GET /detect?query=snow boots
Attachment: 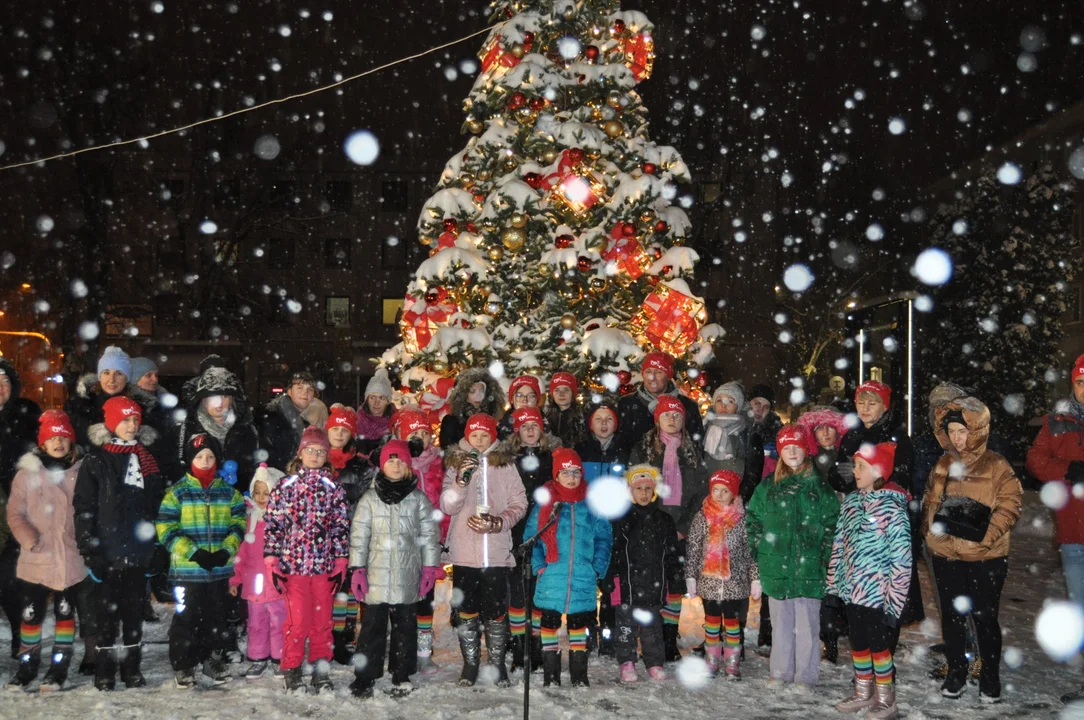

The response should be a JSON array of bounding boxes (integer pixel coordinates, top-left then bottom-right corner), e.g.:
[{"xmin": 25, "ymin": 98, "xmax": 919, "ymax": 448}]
[
  {"xmin": 542, "ymin": 651, "xmax": 561, "ymax": 687},
  {"xmin": 39, "ymin": 647, "xmax": 72, "ymax": 691},
  {"xmin": 662, "ymin": 623, "xmax": 681, "ymax": 662},
  {"xmin": 835, "ymin": 677, "xmax": 876, "ymax": 713},
  {"xmin": 485, "ymin": 619, "xmax": 511, "ymax": 687},
  {"xmin": 94, "ymin": 646, "xmax": 117, "ymax": 691},
  {"xmin": 569, "ymin": 649, "xmax": 590, "ymax": 688},
  {"xmin": 417, "ymin": 627, "xmax": 439, "ymax": 676},
  {"xmin": 457, "ymin": 616, "xmax": 482, "ymax": 687},
  {"xmin": 704, "ymin": 644, "xmax": 721, "ymax": 676},
  {"xmin": 866, "ymin": 681, "xmax": 898, "ymax": 719},
  {"xmin": 620, "ymin": 661, "xmax": 638, "ymax": 683},
  {"xmin": 120, "ymin": 646, "xmax": 146, "ymax": 688},
  {"xmin": 7, "ymin": 647, "xmax": 40, "ymax": 689},
  {"xmin": 723, "ymin": 646, "xmax": 742, "ymax": 680}
]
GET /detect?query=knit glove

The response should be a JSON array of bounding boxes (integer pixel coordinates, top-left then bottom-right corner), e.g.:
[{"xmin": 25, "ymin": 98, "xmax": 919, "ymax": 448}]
[
  {"xmin": 208, "ymin": 549, "xmax": 231, "ymax": 568},
  {"xmin": 466, "ymin": 514, "xmax": 503, "ymax": 534},
  {"xmin": 750, "ymin": 580, "xmax": 763, "ymax": 600},
  {"xmin": 351, "ymin": 568, "xmax": 369, "ymax": 601},
  {"xmin": 685, "ymin": 578, "xmax": 698, "ymax": 598},
  {"xmin": 419, "ymin": 566, "xmax": 441, "ymax": 597},
  {"xmin": 191, "ymin": 549, "xmax": 217, "ymax": 572}
]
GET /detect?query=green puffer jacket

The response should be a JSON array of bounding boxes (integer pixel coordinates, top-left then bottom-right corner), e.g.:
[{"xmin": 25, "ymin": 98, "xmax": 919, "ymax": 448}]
[{"xmin": 746, "ymin": 466, "xmax": 840, "ymax": 600}]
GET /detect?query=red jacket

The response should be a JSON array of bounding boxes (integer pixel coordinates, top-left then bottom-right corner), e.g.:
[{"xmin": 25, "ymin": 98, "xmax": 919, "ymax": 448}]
[{"xmin": 1026, "ymin": 413, "xmax": 1084, "ymax": 544}]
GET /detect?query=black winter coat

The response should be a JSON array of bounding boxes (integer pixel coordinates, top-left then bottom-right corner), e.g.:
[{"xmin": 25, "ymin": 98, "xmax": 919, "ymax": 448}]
[
  {"xmin": 0, "ymin": 359, "xmax": 41, "ymax": 497},
  {"xmin": 617, "ymin": 384, "xmax": 704, "ymax": 451},
  {"xmin": 544, "ymin": 403, "xmax": 588, "ymax": 449},
  {"xmin": 608, "ymin": 503, "xmax": 683, "ymax": 609},
  {"xmin": 335, "ymin": 452, "xmax": 375, "ymax": 512},
  {"xmin": 495, "ymin": 434, "xmax": 559, "ymax": 546},
  {"xmin": 65, "ymin": 374, "xmax": 166, "ymax": 464},
  {"xmin": 829, "ymin": 413, "xmax": 915, "ymax": 496},
  {"xmin": 73, "ymin": 426, "xmax": 166, "ymax": 568},
  {"xmin": 258, "ymin": 395, "xmax": 309, "ymax": 472}
]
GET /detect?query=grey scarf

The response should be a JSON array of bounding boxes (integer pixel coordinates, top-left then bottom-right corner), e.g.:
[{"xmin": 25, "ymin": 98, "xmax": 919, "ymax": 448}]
[{"xmin": 198, "ymin": 405, "xmax": 235, "ymax": 445}]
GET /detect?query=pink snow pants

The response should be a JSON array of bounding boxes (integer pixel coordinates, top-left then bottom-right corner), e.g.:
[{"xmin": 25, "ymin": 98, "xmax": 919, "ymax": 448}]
[
  {"xmin": 281, "ymin": 573, "xmax": 336, "ymax": 670},
  {"xmin": 246, "ymin": 598, "xmax": 286, "ymax": 662}
]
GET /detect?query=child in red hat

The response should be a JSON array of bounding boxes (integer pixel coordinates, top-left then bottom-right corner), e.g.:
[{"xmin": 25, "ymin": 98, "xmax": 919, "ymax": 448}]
[
  {"xmin": 440, "ymin": 413, "xmax": 528, "ymax": 687},
  {"xmin": 73, "ymin": 396, "xmax": 166, "ymax": 690},
  {"xmin": 828, "ymin": 442, "xmax": 910, "ymax": 718},
  {"xmin": 349, "ymin": 439, "xmax": 442, "ymax": 699},
  {"xmin": 496, "ymin": 374, "xmax": 545, "ymax": 440},
  {"xmin": 685, "ymin": 470, "xmax": 760, "ymax": 680},
  {"xmin": 628, "ymin": 392, "xmax": 706, "ymax": 661},
  {"xmin": 6, "ymin": 410, "xmax": 84, "ymax": 690},
  {"xmin": 263, "ymin": 426, "xmax": 350, "ymax": 693},
  {"xmin": 746, "ymin": 425, "xmax": 839, "ymax": 689},
  {"xmin": 545, "ymin": 372, "xmax": 588, "ymax": 448},
  {"xmin": 390, "ymin": 405, "xmax": 446, "ymax": 675},
  {"xmin": 495, "ymin": 405, "xmax": 562, "ymax": 671}
]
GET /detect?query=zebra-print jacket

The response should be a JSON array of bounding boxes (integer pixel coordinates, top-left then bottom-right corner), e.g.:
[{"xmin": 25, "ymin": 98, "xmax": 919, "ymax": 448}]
[{"xmin": 825, "ymin": 483, "xmax": 912, "ymax": 621}]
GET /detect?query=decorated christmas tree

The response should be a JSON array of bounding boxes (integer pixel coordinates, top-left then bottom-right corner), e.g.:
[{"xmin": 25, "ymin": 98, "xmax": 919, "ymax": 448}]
[
  {"xmin": 919, "ymin": 163, "xmax": 1077, "ymax": 455},
  {"xmin": 381, "ymin": 0, "xmax": 722, "ymax": 418}
]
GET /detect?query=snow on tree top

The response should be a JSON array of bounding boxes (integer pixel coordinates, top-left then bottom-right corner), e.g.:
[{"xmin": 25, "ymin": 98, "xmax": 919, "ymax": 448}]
[
  {"xmin": 418, "ymin": 188, "xmax": 477, "ymax": 225},
  {"xmin": 609, "ymin": 10, "xmax": 654, "ymax": 33},
  {"xmin": 580, "ymin": 326, "xmax": 642, "ymax": 363},
  {"xmin": 431, "ymin": 327, "xmax": 492, "ymax": 353},
  {"xmin": 415, "ymin": 248, "xmax": 489, "ymax": 283},
  {"xmin": 607, "ymin": 173, "xmax": 667, "ymax": 209},
  {"xmin": 650, "ymin": 246, "xmax": 700, "ymax": 277},
  {"xmin": 655, "ymin": 206, "xmax": 692, "ymax": 237},
  {"xmin": 699, "ymin": 324, "xmax": 725, "ymax": 342},
  {"xmin": 662, "ymin": 277, "xmax": 703, "ymax": 303}
]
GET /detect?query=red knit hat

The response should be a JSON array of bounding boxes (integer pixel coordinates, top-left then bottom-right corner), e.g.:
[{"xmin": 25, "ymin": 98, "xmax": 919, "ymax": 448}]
[
  {"xmin": 465, "ymin": 413, "xmax": 498, "ymax": 442},
  {"xmin": 642, "ymin": 351, "xmax": 674, "ymax": 378},
  {"xmin": 391, "ymin": 408, "xmax": 429, "ymax": 438},
  {"xmin": 512, "ymin": 406, "xmax": 544, "ymax": 432},
  {"xmin": 549, "ymin": 372, "xmax": 578, "ymax": 395},
  {"xmin": 379, "ymin": 439, "xmax": 411, "ymax": 470},
  {"xmin": 709, "ymin": 469, "xmax": 741, "ymax": 498},
  {"xmin": 508, "ymin": 375, "xmax": 542, "ymax": 405},
  {"xmin": 854, "ymin": 442, "xmax": 897, "ymax": 480},
  {"xmin": 653, "ymin": 395, "xmax": 686, "ymax": 424},
  {"xmin": 776, "ymin": 424, "xmax": 809, "ymax": 454},
  {"xmin": 296, "ymin": 425, "xmax": 330, "ymax": 456},
  {"xmin": 325, "ymin": 406, "xmax": 357, "ymax": 436},
  {"xmin": 552, "ymin": 448, "xmax": 584, "ymax": 479},
  {"xmin": 1073, "ymin": 354, "xmax": 1084, "ymax": 380},
  {"xmin": 103, "ymin": 396, "xmax": 142, "ymax": 433},
  {"xmin": 38, "ymin": 409, "xmax": 75, "ymax": 446},
  {"xmin": 855, "ymin": 380, "xmax": 892, "ymax": 408}
]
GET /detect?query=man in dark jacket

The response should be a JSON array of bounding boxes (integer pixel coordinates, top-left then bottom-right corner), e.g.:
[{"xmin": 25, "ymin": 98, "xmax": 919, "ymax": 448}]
[
  {"xmin": 169, "ymin": 363, "xmax": 260, "ymax": 494},
  {"xmin": 0, "ymin": 358, "xmax": 41, "ymax": 658},
  {"xmin": 259, "ymin": 371, "xmax": 318, "ymax": 471},
  {"xmin": 73, "ymin": 396, "xmax": 167, "ymax": 690},
  {"xmin": 617, "ymin": 352, "xmax": 703, "ymax": 450}
]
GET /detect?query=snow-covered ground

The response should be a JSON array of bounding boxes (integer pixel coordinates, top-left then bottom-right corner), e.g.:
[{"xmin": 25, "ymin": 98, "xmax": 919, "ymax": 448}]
[{"xmin": 0, "ymin": 491, "xmax": 1077, "ymax": 719}]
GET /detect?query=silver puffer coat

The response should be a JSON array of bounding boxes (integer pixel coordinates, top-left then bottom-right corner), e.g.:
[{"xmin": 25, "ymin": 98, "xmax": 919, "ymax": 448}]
[{"xmin": 349, "ymin": 485, "xmax": 441, "ymax": 605}]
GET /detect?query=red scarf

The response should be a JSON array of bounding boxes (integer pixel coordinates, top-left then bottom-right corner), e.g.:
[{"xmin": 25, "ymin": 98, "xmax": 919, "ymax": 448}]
[
  {"xmin": 701, "ymin": 496, "xmax": 743, "ymax": 580},
  {"xmin": 191, "ymin": 464, "xmax": 217, "ymax": 489},
  {"xmin": 536, "ymin": 480, "xmax": 587, "ymax": 564},
  {"xmin": 330, "ymin": 447, "xmax": 357, "ymax": 471},
  {"xmin": 102, "ymin": 440, "xmax": 159, "ymax": 476}
]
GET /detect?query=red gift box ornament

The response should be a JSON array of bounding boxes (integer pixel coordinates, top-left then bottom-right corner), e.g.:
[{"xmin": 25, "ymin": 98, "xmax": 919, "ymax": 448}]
[
  {"xmin": 480, "ymin": 32, "xmax": 534, "ymax": 73},
  {"xmin": 541, "ymin": 149, "xmax": 603, "ymax": 215},
  {"xmin": 622, "ymin": 31, "xmax": 655, "ymax": 81},
  {"xmin": 603, "ymin": 222, "xmax": 648, "ymax": 281},
  {"xmin": 400, "ymin": 287, "xmax": 460, "ymax": 353},
  {"xmin": 635, "ymin": 283, "xmax": 704, "ymax": 356}
]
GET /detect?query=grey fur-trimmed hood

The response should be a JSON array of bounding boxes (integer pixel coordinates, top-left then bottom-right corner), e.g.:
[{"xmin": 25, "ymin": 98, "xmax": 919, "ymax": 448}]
[{"xmin": 88, "ymin": 422, "xmax": 159, "ymax": 448}]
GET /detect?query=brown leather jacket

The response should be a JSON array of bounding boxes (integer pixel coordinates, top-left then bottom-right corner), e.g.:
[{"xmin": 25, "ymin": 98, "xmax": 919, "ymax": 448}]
[{"xmin": 922, "ymin": 396, "xmax": 1022, "ymax": 562}]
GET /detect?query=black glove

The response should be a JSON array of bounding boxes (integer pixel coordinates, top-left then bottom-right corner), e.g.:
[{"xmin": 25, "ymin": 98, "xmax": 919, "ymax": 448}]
[
  {"xmin": 407, "ymin": 437, "xmax": 425, "ymax": 458},
  {"xmin": 823, "ymin": 593, "xmax": 843, "ymax": 608},
  {"xmin": 272, "ymin": 572, "xmax": 287, "ymax": 594},
  {"xmin": 190, "ymin": 548, "xmax": 217, "ymax": 571},
  {"xmin": 208, "ymin": 549, "xmax": 231, "ymax": 568},
  {"xmin": 146, "ymin": 545, "xmax": 171, "ymax": 577},
  {"xmin": 1068, "ymin": 461, "xmax": 1084, "ymax": 482}
]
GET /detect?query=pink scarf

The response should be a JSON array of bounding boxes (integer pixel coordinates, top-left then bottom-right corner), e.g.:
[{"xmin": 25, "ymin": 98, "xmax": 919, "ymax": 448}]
[
  {"xmin": 411, "ymin": 445, "xmax": 442, "ymax": 495},
  {"xmin": 355, "ymin": 408, "xmax": 390, "ymax": 440},
  {"xmin": 660, "ymin": 431, "xmax": 683, "ymax": 506}
]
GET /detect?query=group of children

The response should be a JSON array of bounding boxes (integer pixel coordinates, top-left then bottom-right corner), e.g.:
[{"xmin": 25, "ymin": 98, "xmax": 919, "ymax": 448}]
[{"xmin": 3, "ymin": 372, "xmax": 913, "ymax": 720}]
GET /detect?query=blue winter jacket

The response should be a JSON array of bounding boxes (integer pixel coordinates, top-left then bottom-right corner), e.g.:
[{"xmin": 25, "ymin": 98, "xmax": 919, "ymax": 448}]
[{"xmin": 525, "ymin": 499, "xmax": 613, "ymax": 615}]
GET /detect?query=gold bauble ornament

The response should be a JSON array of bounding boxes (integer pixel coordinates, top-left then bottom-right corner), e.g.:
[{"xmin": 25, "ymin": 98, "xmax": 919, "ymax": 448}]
[
  {"xmin": 671, "ymin": 235, "xmax": 685, "ymax": 246},
  {"xmin": 538, "ymin": 262, "xmax": 552, "ymax": 276},
  {"xmin": 562, "ymin": 6, "xmax": 576, "ymax": 20},
  {"xmin": 510, "ymin": 43, "xmax": 526, "ymax": 59},
  {"xmin": 432, "ymin": 359, "xmax": 448, "ymax": 373},
  {"xmin": 488, "ymin": 245, "xmax": 505, "ymax": 261},
  {"xmin": 589, "ymin": 276, "xmax": 608, "ymax": 293},
  {"xmin": 485, "ymin": 300, "xmax": 502, "ymax": 316},
  {"xmin": 510, "ymin": 213, "xmax": 527, "ymax": 228},
  {"xmin": 466, "ymin": 119, "xmax": 484, "ymax": 134},
  {"xmin": 603, "ymin": 120, "xmax": 625, "ymax": 138},
  {"xmin": 560, "ymin": 312, "xmax": 578, "ymax": 329},
  {"xmin": 515, "ymin": 107, "xmax": 536, "ymax": 124},
  {"xmin": 640, "ymin": 211, "xmax": 655, "ymax": 224},
  {"xmin": 542, "ymin": 148, "xmax": 559, "ymax": 164},
  {"xmin": 477, "ymin": 169, "xmax": 492, "ymax": 182},
  {"xmin": 607, "ymin": 90, "xmax": 624, "ymax": 108},
  {"xmin": 502, "ymin": 227, "xmax": 527, "ymax": 252},
  {"xmin": 559, "ymin": 280, "xmax": 584, "ymax": 303},
  {"xmin": 502, "ymin": 157, "xmax": 518, "ymax": 171},
  {"xmin": 419, "ymin": 235, "xmax": 434, "ymax": 247}
]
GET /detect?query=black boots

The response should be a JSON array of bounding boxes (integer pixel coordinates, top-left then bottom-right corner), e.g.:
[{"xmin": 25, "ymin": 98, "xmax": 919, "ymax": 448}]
[
  {"xmin": 333, "ymin": 616, "xmax": 357, "ymax": 665},
  {"xmin": 120, "ymin": 646, "xmax": 146, "ymax": 688},
  {"xmin": 542, "ymin": 650, "xmax": 562, "ymax": 687},
  {"xmin": 457, "ymin": 617, "xmax": 482, "ymax": 686},
  {"xmin": 78, "ymin": 636, "xmax": 98, "ymax": 676},
  {"xmin": 663, "ymin": 623, "xmax": 681, "ymax": 662},
  {"xmin": 485, "ymin": 619, "xmax": 511, "ymax": 688},
  {"xmin": 95, "ymin": 647, "xmax": 117, "ymax": 691},
  {"xmin": 6, "ymin": 647, "xmax": 40, "ymax": 689},
  {"xmin": 569, "ymin": 650, "xmax": 589, "ymax": 687},
  {"xmin": 40, "ymin": 648, "xmax": 72, "ymax": 691}
]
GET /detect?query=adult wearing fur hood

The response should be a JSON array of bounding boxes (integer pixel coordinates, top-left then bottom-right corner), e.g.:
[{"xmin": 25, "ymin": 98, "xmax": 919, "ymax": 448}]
[{"xmin": 438, "ymin": 367, "xmax": 504, "ymax": 450}]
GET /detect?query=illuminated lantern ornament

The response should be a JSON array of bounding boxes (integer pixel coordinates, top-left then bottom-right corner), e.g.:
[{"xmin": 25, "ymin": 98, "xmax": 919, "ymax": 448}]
[
  {"xmin": 541, "ymin": 149, "xmax": 606, "ymax": 215},
  {"xmin": 620, "ymin": 30, "xmax": 655, "ymax": 81},
  {"xmin": 400, "ymin": 287, "xmax": 460, "ymax": 353},
  {"xmin": 633, "ymin": 282, "xmax": 704, "ymax": 356},
  {"xmin": 603, "ymin": 223, "xmax": 649, "ymax": 281}
]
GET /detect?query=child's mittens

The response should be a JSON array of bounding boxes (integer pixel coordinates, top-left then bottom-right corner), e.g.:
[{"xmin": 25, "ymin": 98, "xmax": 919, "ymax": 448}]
[
  {"xmin": 466, "ymin": 514, "xmax": 503, "ymax": 534},
  {"xmin": 191, "ymin": 549, "xmax": 217, "ymax": 571},
  {"xmin": 330, "ymin": 557, "xmax": 348, "ymax": 586},
  {"xmin": 419, "ymin": 566, "xmax": 441, "ymax": 597},
  {"xmin": 685, "ymin": 578, "xmax": 698, "ymax": 598},
  {"xmin": 608, "ymin": 575, "xmax": 622, "ymax": 606},
  {"xmin": 750, "ymin": 580, "xmax": 762, "ymax": 600},
  {"xmin": 208, "ymin": 549, "xmax": 231, "ymax": 568},
  {"xmin": 351, "ymin": 568, "xmax": 369, "ymax": 600}
]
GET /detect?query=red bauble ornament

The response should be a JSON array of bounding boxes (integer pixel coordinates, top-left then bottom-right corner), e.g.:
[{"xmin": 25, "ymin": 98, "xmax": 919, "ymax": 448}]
[
  {"xmin": 474, "ymin": 193, "xmax": 486, "ymax": 203},
  {"xmin": 697, "ymin": 373, "xmax": 709, "ymax": 387},
  {"xmin": 652, "ymin": 248, "xmax": 663, "ymax": 259},
  {"xmin": 621, "ymin": 222, "xmax": 636, "ymax": 238},
  {"xmin": 508, "ymin": 91, "xmax": 527, "ymax": 109},
  {"xmin": 524, "ymin": 32, "xmax": 535, "ymax": 44},
  {"xmin": 524, "ymin": 172, "xmax": 543, "ymax": 189},
  {"xmin": 661, "ymin": 265, "xmax": 673, "ymax": 276},
  {"xmin": 617, "ymin": 370, "xmax": 632, "ymax": 385},
  {"xmin": 613, "ymin": 19, "xmax": 626, "ymax": 34},
  {"xmin": 619, "ymin": 383, "xmax": 635, "ymax": 396},
  {"xmin": 647, "ymin": 275, "xmax": 660, "ymax": 287},
  {"xmin": 529, "ymin": 97, "xmax": 546, "ymax": 111},
  {"xmin": 555, "ymin": 234, "xmax": 575, "ymax": 249},
  {"xmin": 567, "ymin": 148, "xmax": 585, "ymax": 164},
  {"xmin": 577, "ymin": 256, "xmax": 593, "ymax": 272},
  {"xmin": 425, "ymin": 289, "xmax": 440, "ymax": 304},
  {"xmin": 584, "ymin": 320, "xmax": 602, "ymax": 332},
  {"xmin": 466, "ymin": 222, "xmax": 478, "ymax": 233},
  {"xmin": 584, "ymin": 45, "xmax": 600, "ymax": 61},
  {"xmin": 642, "ymin": 162, "xmax": 657, "ymax": 175},
  {"xmin": 443, "ymin": 218, "xmax": 458, "ymax": 233},
  {"xmin": 655, "ymin": 220, "xmax": 669, "ymax": 233}
]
